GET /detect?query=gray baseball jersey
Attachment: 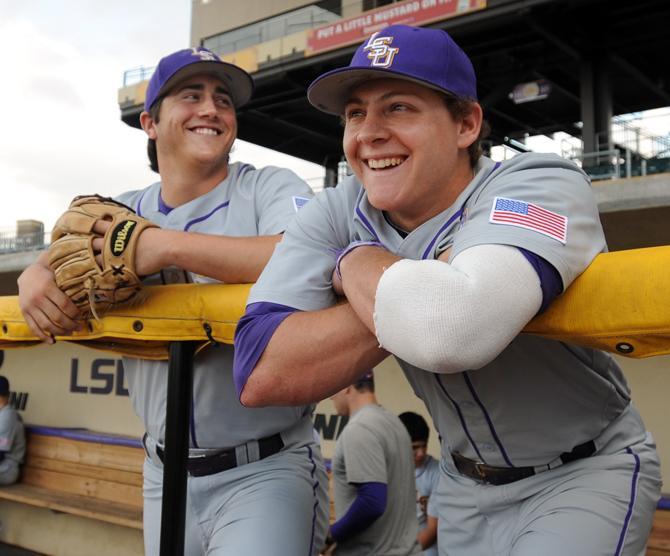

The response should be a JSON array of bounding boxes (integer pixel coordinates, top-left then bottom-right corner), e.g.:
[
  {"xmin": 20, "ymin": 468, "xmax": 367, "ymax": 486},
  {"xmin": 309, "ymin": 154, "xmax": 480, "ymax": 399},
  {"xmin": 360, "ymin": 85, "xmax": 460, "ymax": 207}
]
[
  {"xmin": 117, "ymin": 162, "xmax": 315, "ymax": 449},
  {"xmin": 332, "ymin": 404, "xmax": 420, "ymax": 556},
  {"xmin": 117, "ymin": 161, "xmax": 328, "ymax": 556},
  {"xmin": 247, "ymin": 152, "xmax": 661, "ymax": 554},
  {"xmin": 0, "ymin": 403, "xmax": 25, "ymax": 485},
  {"xmin": 415, "ymin": 455, "xmax": 439, "ymax": 556}
]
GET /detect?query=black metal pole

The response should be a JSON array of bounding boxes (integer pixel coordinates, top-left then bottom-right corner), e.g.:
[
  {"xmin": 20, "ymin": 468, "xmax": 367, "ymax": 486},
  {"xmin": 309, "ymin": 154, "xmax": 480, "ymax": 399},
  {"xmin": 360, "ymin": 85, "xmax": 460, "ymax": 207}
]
[{"xmin": 160, "ymin": 341, "xmax": 196, "ymax": 556}]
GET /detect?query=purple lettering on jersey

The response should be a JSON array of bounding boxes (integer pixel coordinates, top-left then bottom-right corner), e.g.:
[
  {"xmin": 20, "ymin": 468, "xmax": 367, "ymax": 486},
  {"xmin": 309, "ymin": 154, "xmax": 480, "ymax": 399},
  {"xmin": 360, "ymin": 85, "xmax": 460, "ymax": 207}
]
[
  {"xmin": 233, "ymin": 301, "xmax": 299, "ymax": 398},
  {"xmin": 330, "ymin": 482, "xmax": 387, "ymax": 542},
  {"xmin": 518, "ymin": 248, "xmax": 563, "ymax": 313}
]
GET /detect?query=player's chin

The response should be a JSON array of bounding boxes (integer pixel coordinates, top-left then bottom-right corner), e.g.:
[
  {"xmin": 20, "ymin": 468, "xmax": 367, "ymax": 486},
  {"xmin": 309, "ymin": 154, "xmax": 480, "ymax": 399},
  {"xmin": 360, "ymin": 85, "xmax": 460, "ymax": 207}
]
[
  {"xmin": 363, "ymin": 187, "xmax": 404, "ymax": 213},
  {"xmin": 192, "ymin": 150, "xmax": 230, "ymax": 167}
]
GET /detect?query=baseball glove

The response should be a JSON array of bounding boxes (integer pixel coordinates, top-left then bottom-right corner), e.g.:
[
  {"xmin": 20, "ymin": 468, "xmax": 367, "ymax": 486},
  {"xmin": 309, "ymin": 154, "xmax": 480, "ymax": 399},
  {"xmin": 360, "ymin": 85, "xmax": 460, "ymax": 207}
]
[{"xmin": 48, "ymin": 194, "xmax": 159, "ymax": 320}]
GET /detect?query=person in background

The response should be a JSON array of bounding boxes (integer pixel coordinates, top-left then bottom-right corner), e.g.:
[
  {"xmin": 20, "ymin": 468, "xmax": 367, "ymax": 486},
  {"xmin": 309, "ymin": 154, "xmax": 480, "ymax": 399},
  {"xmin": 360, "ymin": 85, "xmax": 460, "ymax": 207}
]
[
  {"xmin": 0, "ymin": 375, "xmax": 25, "ymax": 486},
  {"xmin": 399, "ymin": 411, "xmax": 439, "ymax": 556},
  {"xmin": 323, "ymin": 371, "xmax": 420, "ymax": 555}
]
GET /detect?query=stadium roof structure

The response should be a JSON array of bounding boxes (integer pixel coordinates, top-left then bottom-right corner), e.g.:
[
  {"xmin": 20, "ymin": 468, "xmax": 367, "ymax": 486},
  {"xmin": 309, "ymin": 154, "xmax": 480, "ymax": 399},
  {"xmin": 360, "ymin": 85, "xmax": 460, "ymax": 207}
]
[{"xmin": 121, "ymin": 0, "xmax": 670, "ymax": 168}]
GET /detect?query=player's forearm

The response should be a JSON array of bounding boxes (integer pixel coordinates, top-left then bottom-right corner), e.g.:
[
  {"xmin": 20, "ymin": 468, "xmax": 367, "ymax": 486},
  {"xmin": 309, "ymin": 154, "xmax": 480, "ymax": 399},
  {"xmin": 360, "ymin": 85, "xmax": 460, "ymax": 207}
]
[
  {"xmin": 240, "ymin": 303, "xmax": 387, "ymax": 407},
  {"xmin": 417, "ymin": 516, "xmax": 438, "ymax": 549},
  {"xmin": 155, "ymin": 230, "xmax": 282, "ymax": 283},
  {"xmin": 339, "ymin": 246, "xmax": 400, "ymax": 333}
]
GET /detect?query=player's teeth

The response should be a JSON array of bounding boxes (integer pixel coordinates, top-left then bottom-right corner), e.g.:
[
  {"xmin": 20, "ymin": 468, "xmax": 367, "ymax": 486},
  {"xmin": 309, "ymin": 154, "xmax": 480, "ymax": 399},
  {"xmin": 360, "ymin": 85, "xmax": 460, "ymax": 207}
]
[
  {"xmin": 368, "ymin": 158, "xmax": 403, "ymax": 169},
  {"xmin": 194, "ymin": 128, "xmax": 217, "ymax": 135}
]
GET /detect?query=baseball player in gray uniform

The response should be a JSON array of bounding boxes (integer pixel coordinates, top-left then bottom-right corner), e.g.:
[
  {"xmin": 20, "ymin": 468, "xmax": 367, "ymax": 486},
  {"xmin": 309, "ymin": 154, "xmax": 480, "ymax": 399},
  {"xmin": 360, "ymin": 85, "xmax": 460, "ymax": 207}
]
[
  {"xmin": 17, "ymin": 47, "xmax": 327, "ymax": 555},
  {"xmin": 0, "ymin": 375, "xmax": 25, "ymax": 485},
  {"xmin": 234, "ymin": 25, "xmax": 662, "ymax": 556},
  {"xmin": 399, "ymin": 412, "xmax": 440, "ymax": 556},
  {"xmin": 326, "ymin": 371, "xmax": 419, "ymax": 555}
]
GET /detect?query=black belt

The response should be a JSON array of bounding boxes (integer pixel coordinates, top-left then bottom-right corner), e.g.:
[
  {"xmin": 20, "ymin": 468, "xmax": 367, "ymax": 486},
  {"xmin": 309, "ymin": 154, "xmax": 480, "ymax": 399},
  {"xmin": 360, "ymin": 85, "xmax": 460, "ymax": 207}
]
[
  {"xmin": 155, "ymin": 433, "xmax": 284, "ymax": 477},
  {"xmin": 452, "ymin": 440, "xmax": 596, "ymax": 486}
]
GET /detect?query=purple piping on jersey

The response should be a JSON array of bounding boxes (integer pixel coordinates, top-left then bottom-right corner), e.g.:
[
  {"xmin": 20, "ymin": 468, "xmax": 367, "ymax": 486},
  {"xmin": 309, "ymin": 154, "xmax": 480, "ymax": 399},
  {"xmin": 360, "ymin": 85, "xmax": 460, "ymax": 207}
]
[
  {"xmin": 135, "ymin": 188, "xmax": 149, "ymax": 217},
  {"xmin": 420, "ymin": 162, "xmax": 501, "ymax": 260},
  {"xmin": 184, "ymin": 201, "xmax": 230, "ymax": 231},
  {"xmin": 355, "ymin": 206, "xmax": 381, "ymax": 242},
  {"xmin": 462, "ymin": 372, "xmax": 514, "ymax": 467},
  {"xmin": 307, "ymin": 444, "xmax": 319, "ymax": 556},
  {"xmin": 421, "ymin": 209, "xmax": 464, "ymax": 260},
  {"xmin": 27, "ymin": 425, "xmax": 142, "ymax": 449},
  {"xmin": 157, "ymin": 193, "xmax": 174, "ymax": 215},
  {"xmin": 233, "ymin": 302, "xmax": 299, "ymax": 398},
  {"xmin": 433, "ymin": 374, "xmax": 485, "ymax": 462},
  {"xmin": 614, "ymin": 447, "xmax": 641, "ymax": 556}
]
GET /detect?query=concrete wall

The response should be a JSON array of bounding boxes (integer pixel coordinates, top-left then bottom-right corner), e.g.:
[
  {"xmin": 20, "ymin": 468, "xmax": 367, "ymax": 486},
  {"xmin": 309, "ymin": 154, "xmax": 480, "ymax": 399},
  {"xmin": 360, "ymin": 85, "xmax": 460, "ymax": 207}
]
[
  {"xmin": 191, "ymin": 0, "xmax": 313, "ymax": 44},
  {"xmin": 0, "ymin": 342, "xmax": 144, "ymax": 437},
  {"xmin": 593, "ymin": 173, "xmax": 670, "ymax": 250}
]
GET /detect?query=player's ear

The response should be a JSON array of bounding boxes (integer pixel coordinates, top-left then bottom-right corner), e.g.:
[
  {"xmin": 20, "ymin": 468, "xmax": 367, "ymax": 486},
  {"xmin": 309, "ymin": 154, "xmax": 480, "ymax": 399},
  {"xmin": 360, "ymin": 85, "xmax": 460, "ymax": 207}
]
[
  {"xmin": 140, "ymin": 111, "xmax": 158, "ymax": 140},
  {"xmin": 456, "ymin": 102, "xmax": 483, "ymax": 150}
]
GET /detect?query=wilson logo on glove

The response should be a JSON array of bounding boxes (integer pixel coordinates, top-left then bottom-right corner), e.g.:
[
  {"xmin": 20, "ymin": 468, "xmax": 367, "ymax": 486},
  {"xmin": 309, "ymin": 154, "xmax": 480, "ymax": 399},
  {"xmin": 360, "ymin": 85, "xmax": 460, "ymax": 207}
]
[
  {"xmin": 112, "ymin": 220, "xmax": 137, "ymax": 256},
  {"xmin": 48, "ymin": 194, "xmax": 159, "ymax": 319}
]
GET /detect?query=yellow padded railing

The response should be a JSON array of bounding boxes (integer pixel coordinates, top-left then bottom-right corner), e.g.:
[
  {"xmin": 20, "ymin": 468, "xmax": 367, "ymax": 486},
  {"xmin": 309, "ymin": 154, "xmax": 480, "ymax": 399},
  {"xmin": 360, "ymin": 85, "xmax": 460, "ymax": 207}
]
[{"xmin": 0, "ymin": 247, "xmax": 668, "ymax": 359}]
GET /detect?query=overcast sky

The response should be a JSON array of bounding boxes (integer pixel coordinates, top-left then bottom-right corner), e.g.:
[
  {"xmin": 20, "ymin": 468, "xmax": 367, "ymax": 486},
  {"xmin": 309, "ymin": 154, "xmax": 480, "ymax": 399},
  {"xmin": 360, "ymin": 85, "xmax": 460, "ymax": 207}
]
[{"xmin": 0, "ymin": 0, "xmax": 324, "ymax": 233}]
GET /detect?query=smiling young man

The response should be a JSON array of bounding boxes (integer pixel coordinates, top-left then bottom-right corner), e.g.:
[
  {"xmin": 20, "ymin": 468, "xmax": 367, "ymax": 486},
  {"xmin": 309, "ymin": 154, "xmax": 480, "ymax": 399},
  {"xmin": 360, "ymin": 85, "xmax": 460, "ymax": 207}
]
[
  {"xmin": 234, "ymin": 25, "xmax": 661, "ymax": 556},
  {"xmin": 17, "ymin": 47, "xmax": 327, "ymax": 556}
]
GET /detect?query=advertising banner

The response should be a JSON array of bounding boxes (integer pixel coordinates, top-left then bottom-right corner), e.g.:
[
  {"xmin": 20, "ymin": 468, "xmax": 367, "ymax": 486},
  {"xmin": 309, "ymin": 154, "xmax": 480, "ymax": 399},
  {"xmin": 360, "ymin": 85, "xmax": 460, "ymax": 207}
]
[{"xmin": 307, "ymin": 0, "xmax": 486, "ymax": 55}]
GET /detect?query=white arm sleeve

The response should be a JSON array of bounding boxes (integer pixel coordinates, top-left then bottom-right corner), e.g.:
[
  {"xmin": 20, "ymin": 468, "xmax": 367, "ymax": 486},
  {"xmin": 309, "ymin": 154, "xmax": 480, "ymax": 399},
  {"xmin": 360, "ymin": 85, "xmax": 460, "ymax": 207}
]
[{"xmin": 373, "ymin": 244, "xmax": 543, "ymax": 373}]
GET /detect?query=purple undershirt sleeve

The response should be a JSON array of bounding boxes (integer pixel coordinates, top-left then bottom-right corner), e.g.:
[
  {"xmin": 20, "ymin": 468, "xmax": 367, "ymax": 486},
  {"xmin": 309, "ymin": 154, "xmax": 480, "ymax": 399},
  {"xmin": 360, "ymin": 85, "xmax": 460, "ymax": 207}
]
[
  {"xmin": 330, "ymin": 482, "xmax": 387, "ymax": 542},
  {"xmin": 233, "ymin": 301, "xmax": 299, "ymax": 398},
  {"xmin": 518, "ymin": 248, "xmax": 564, "ymax": 313}
]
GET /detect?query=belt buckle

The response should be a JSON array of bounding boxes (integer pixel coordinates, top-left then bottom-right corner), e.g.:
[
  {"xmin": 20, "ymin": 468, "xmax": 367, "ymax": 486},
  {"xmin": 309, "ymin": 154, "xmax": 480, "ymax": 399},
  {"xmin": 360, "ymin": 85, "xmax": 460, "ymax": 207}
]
[{"xmin": 472, "ymin": 461, "xmax": 489, "ymax": 482}]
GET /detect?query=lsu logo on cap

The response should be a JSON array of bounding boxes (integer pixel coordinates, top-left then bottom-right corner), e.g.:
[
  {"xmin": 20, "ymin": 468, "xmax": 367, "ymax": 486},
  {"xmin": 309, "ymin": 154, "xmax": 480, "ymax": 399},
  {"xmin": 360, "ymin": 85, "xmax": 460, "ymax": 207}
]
[
  {"xmin": 190, "ymin": 47, "xmax": 220, "ymax": 62},
  {"xmin": 364, "ymin": 32, "xmax": 399, "ymax": 68}
]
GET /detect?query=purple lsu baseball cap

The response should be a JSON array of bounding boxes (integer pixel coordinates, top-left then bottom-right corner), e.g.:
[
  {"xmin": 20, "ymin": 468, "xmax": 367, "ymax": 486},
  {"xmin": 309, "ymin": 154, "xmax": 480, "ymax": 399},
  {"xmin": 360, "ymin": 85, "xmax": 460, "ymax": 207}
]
[
  {"xmin": 308, "ymin": 24, "xmax": 477, "ymax": 115},
  {"xmin": 144, "ymin": 47, "xmax": 254, "ymax": 111}
]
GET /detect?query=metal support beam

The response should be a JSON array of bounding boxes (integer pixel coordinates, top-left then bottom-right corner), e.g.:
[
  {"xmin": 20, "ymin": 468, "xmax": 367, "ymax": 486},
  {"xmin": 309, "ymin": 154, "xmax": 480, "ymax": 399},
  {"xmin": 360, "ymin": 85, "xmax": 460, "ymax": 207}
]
[
  {"xmin": 580, "ymin": 51, "xmax": 613, "ymax": 161},
  {"xmin": 160, "ymin": 341, "xmax": 197, "ymax": 556}
]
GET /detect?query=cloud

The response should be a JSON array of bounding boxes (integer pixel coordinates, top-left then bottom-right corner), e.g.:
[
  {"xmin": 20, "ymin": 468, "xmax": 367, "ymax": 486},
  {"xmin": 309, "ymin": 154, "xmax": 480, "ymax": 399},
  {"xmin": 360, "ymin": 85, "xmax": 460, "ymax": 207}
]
[
  {"xmin": 0, "ymin": 9, "xmax": 164, "ymax": 231},
  {"xmin": 27, "ymin": 75, "xmax": 84, "ymax": 109},
  {"xmin": 0, "ymin": 1, "xmax": 323, "ymax": 234}
]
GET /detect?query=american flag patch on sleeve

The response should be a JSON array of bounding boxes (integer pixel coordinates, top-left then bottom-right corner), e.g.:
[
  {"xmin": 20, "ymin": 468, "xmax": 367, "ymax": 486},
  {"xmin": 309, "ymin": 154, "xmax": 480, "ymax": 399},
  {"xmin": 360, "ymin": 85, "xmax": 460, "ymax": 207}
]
[{"xmin": 489, "ymin": 197, "xmax": 568, "ymax": 244}]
